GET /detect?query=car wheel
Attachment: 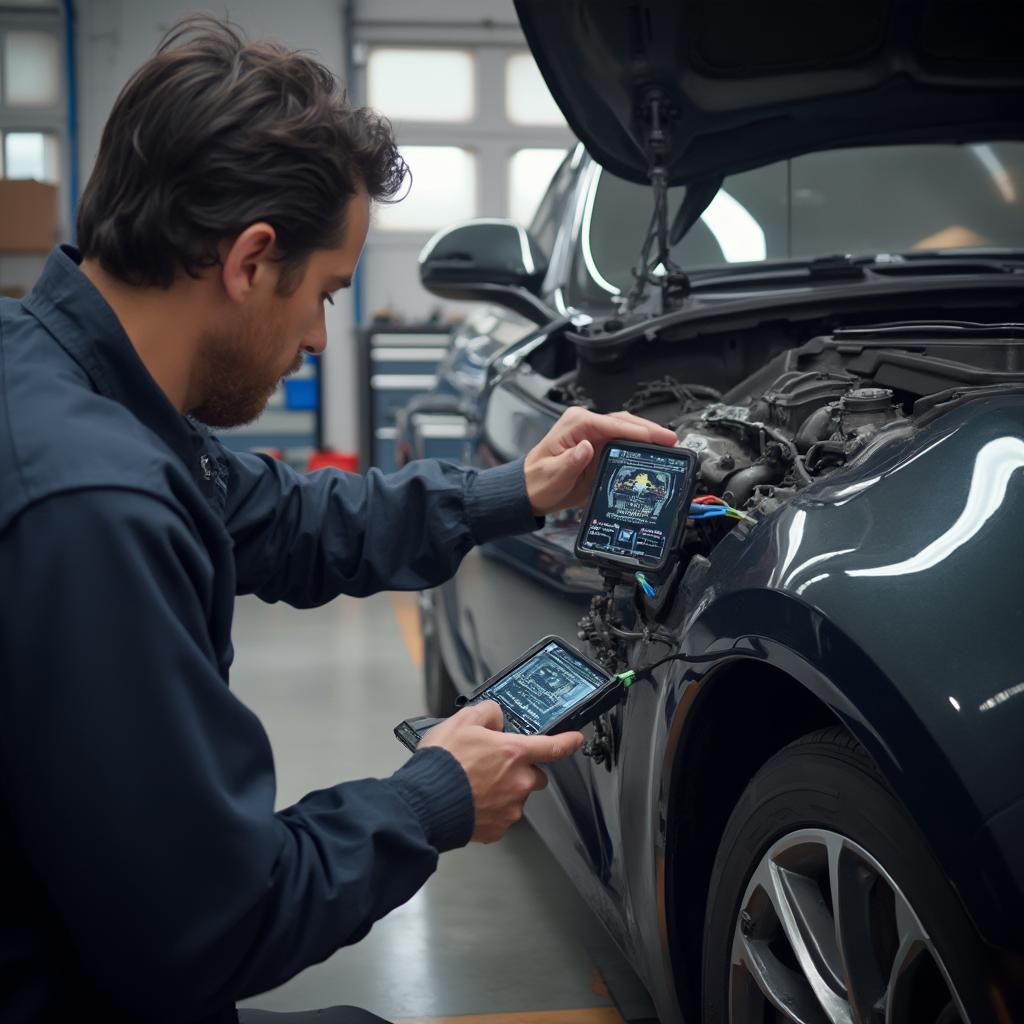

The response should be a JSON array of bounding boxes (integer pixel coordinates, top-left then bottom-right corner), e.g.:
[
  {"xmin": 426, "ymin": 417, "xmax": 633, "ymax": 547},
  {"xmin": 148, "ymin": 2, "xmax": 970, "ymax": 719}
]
[
  {"xmin": 702, "ymin": 726, "xmax": 992, "ymax": 1024},
  {"xmin": 420, "ymin": 594, "xmax": 458, "ymax": 717}
]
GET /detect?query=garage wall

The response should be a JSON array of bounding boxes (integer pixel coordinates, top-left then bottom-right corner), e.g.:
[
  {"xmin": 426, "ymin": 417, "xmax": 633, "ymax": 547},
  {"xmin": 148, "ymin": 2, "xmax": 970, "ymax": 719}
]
[
  {"xmin": 351, "ymin": 0, "xmax": 571, "ymax": 326},
  {"xmin": 74, "ymin": 0, "xmax": 358, "ymax": 450},
  {"xmin": 72, "ymin": 0, "xmax": 569, "ymax": 454}
]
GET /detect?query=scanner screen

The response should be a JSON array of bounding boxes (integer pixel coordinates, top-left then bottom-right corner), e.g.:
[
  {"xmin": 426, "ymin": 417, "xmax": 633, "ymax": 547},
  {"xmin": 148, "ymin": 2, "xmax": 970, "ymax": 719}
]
[
  {"xmin": 477, "ymin": 641, "xmax": 606, "ymax": 734},
  {"xmin": 578, "ymin": 445, "xmax": 693, "ymax": 566}
]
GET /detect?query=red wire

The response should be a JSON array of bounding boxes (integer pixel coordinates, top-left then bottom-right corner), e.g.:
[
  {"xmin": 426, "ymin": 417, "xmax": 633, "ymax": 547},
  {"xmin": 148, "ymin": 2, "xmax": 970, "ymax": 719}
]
[{"xmin": 693, "ymin": 494, "xmax": 727, "ymax": 505}]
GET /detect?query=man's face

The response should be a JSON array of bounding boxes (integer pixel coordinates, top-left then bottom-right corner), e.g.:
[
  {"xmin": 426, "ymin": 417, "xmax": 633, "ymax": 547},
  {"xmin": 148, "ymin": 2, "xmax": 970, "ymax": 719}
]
[{"xmin": 192, "ymin": 190, "xmax": 370, "ymax": 428}]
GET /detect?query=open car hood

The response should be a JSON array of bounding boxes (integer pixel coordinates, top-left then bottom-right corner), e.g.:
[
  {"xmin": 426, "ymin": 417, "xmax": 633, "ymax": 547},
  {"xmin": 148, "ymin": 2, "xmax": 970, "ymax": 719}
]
[{"xmin": 514, "ymin": 0, "xmax": 1024, "ymax": 186}]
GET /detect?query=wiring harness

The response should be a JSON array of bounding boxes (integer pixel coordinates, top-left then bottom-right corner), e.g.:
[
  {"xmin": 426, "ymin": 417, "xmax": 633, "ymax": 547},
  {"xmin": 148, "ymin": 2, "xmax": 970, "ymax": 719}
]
[
  {"xmin": 623, "ymin": 376, "xmax": 722, "ymax": 417},
  {"xmin": 583, "ymin": 651, "xmax": 695, "ymax": 764},
  {"xmin": 614, "ymin": 651, "xmax": 690, "ymax": 690},
  {"xmin": 628, "ymin": 498, "xmax": 744, "ymax": 602},
  {"xmin": 688, "ymin": 495, "xmax": 747, "ymax": 521}
]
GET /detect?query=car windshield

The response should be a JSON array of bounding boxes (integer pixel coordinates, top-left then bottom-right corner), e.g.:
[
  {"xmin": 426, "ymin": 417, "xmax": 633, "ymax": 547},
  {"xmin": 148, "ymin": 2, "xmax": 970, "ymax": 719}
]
[{"xmin": 570, "ymin": 141, "xmax": 1024, "ymax": 307}]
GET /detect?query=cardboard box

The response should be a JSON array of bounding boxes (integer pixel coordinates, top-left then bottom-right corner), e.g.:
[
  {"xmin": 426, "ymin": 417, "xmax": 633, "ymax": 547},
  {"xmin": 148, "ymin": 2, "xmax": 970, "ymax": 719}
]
[{"xmin": 0, "ymin": 179, "xmax": 59, "ymax": 253}]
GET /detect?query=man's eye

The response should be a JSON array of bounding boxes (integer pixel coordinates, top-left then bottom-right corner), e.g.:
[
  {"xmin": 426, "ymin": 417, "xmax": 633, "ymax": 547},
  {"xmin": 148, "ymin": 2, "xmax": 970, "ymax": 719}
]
[{"xmin": 322, "ymin": 293, "xmax": 335, "ymax": 306}]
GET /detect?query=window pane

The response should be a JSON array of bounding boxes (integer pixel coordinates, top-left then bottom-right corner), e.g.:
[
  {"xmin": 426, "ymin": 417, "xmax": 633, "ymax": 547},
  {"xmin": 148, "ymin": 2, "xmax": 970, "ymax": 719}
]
[
  {"xmin": 3, "ymin": 31, "xmax": 61, "ymax": 107},
  {"xmin": 4, "ymin": 132, "xmax": 59, "ymax": 182},
  {"xmin": 367, "ymin": 48, "xmax": 474, "ymax": 123},
  {"xmin": 505, "ymin": 53, "xmax": 565, "ymax": 126},
  {"xmin": 509, "ymin": 147, "xmax": 567, "ymax": 226},
  {"xmin": 374, "ymin": 146, "xmax": 476, "ymax": 232}
]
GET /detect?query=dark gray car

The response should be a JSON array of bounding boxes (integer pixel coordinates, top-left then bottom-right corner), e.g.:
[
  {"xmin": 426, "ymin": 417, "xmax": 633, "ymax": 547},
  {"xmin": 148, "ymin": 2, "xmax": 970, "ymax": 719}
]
[{"xmin": 401, "ymin": 4, "xmax": 1024, "ymax": 1021}]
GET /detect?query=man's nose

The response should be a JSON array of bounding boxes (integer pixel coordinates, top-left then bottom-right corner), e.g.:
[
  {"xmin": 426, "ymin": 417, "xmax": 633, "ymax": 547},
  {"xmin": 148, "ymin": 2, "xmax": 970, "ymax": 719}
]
[{"xmin": 302, "ymin": 309, "xmax": 328, "ymax": 356}]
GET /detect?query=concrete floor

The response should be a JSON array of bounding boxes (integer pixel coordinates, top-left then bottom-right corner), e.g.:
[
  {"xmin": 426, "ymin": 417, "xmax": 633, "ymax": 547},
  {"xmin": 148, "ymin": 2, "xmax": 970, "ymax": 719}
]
[{"xmin": 230, "ymin": 592, "xmax": 626, "ymax": 1022}]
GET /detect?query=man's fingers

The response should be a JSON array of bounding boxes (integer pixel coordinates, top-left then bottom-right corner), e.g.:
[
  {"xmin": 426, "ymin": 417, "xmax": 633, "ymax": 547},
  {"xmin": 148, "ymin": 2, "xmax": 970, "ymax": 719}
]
[
  {"xmin": 512, "ymin": 730, "xmax": 585, "ymax": 764},
  {"xmin": 551, "ymin": 439, "xmax": 592, "ymax": 472},
  {"xmin": 605, "ymin": 410, "xmax": 678, "ymax": 445},
  {"xmin": 528, "ymin": 766, "xmax": 549, "ymax": 792},
  {"xmin": 458, "ymin": 699, "xmax": 504, "ymax": 731},
  {"xmin": 547, "ymin": 408, "xmax": 675, "ymax": 456}
]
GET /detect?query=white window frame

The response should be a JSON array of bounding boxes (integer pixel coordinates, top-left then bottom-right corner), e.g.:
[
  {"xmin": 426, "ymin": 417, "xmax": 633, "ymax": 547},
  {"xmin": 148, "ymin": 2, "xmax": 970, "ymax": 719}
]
[
  {"xmin": 352, "ymin": 31, "xmax": 572, "ymax": 248},
  {"xmin": 366, "ymin": 45, "xmax": 478, "ymax": 124}
]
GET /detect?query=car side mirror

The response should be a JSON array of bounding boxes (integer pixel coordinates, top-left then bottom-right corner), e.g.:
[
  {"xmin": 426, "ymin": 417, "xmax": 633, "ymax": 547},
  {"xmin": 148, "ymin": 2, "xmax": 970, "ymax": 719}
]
[{"xmin": 419, "ymin": 220, "xmax": 556, "ymax": 326}]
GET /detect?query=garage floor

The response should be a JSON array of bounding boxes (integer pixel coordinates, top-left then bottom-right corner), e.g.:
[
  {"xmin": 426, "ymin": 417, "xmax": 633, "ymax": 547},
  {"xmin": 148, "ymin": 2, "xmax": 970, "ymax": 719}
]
[{"xmin": 231, "ymin": 592, "xmax": 639, "ymax": 1023}]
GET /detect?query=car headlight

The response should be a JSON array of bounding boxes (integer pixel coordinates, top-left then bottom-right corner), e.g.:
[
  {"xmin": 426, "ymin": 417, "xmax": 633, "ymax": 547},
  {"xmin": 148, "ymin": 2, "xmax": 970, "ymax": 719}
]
[{"xmin": 438, "ymin": 324, "xmax": 507, "ymax": 399}]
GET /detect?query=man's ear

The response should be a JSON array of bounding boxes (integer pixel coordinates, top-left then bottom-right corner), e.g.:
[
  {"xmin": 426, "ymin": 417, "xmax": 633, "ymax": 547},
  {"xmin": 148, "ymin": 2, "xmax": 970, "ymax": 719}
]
[{"xmin": 219, "ymin": 223, "xmax": 278, "ymax": 304}]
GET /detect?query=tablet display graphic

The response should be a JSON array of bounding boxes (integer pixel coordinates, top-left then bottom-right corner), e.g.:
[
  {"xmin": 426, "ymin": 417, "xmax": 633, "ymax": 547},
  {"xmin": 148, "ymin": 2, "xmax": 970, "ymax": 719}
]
[
  {"xmin": 480, "ymin": 640, "xmax": 606, "ymax": 734},
  {"xmin": 578, "ymin": 446, "xmax": 692, "ymax": 566}
]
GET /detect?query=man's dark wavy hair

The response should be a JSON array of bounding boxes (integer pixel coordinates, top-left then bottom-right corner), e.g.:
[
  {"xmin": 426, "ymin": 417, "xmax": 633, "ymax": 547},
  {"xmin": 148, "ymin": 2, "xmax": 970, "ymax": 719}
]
[{"xmin": 77, "ymin": 15, "xmax": 407, "ymax": 289}]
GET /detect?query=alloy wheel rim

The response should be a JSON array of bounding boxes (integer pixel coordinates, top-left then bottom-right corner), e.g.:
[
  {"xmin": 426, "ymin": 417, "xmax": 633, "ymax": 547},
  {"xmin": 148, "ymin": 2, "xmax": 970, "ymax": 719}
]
[{"xmin": 729, "ymin": 827, "xmax": 969, "ymax": 1024}]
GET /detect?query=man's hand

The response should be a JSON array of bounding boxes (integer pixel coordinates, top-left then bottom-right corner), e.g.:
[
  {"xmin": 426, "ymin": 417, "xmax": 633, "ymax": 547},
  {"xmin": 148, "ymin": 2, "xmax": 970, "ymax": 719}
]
[
  {"xmin": 524, "ymin": 407, "xmax": 678, "ymax": 516},
  {"xmin": 419, "ymin": 701, "xmax": 584, "ymax": 844}
]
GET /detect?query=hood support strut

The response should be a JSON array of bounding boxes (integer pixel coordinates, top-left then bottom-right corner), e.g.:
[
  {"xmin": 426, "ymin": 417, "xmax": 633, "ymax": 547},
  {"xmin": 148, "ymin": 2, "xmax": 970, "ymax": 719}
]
[{"xmin": 625, "ymin": 89, "xmax": 720, "ymax": 315}]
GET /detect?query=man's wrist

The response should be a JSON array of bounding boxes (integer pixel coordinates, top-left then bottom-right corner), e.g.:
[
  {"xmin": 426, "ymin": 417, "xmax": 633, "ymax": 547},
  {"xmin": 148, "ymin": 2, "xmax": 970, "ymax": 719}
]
[
  {"xmin": 464, "ymin": 459, "xmax": 542, "ymax": 543},
  {"xmin": 390, "ymin": 746, "xmax": 474, "ymax": 852}
]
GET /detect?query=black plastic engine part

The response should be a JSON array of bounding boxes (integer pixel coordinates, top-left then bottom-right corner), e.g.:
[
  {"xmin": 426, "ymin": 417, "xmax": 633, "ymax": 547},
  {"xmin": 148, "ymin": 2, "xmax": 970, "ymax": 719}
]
[
  {"xmin": 751, "ymin": 369, "xmax": 857, "ymax": 435},
  {"xmin": 805, "ymin": 440, "xmax": 848, "ymax": 472},
  {"xmin": 794, "ymin": 405, "xmax": 836, "ymax": 452},
  {"xmin": 722, "ymin": 461, "xmax": 782, "ymax": 507},
  {"xmin": 744, "ymin": 326, "xmax": 1024, "ymax": 400}
]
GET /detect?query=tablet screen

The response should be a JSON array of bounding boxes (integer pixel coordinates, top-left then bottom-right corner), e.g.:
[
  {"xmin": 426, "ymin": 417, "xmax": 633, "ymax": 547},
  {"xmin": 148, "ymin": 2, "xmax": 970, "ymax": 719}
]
[{"xmin": 472, "ymin": 639, "xmax": 609, "ymax": 734}]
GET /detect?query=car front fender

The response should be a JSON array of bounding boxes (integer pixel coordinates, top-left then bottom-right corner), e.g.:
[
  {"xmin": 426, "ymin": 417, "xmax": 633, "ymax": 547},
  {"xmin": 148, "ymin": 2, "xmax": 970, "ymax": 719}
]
[
  {"xmin": 655, "ymin": 393, "xmax": 1024, "ymax": 964},
  {"xmin": 627, "ymin": 395, "xmax": 1024, "ymax": 1021}
]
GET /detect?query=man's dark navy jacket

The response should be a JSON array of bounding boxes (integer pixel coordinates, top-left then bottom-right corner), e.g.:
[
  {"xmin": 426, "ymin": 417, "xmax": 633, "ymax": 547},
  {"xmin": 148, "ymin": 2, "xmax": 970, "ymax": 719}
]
[{"xmin": 0, "ymin": 247, "xmax": 539, "ymax": 1022}]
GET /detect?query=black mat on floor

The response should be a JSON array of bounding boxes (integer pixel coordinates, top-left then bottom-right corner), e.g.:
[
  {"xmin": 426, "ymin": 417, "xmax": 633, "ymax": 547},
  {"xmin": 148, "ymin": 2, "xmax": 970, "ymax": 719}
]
[{"xmin": 239, "ymin": 1008, "xmax": 390, "ymax": 1023}]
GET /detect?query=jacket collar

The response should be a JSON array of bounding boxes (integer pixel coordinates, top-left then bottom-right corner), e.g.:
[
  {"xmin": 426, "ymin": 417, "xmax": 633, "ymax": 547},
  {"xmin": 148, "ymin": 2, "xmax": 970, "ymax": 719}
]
[{"xmin": 22, "ymin": 245, "xmax": 204, "ymax": 472}]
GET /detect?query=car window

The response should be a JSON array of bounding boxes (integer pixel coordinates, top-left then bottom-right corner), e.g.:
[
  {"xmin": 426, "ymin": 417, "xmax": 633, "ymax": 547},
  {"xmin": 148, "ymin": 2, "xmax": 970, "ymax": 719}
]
[
  {"xmin": 570, "ymin": 141, "xmax": 1024, "ymax": 307},
  {"xmin": 790, "ymin": 144, "xmax": 1024, "ymax": 256}
]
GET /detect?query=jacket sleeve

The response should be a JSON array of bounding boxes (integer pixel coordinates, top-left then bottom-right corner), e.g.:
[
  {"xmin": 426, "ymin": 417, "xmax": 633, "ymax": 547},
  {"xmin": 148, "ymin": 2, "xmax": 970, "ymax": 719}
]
[
  {"xmin": 0, "ymin": 488, "xmax": 474, "ymax": 1019},
  {"xmin": 220, "ymin": 447, "xmax": 540, "ymax": 605}
]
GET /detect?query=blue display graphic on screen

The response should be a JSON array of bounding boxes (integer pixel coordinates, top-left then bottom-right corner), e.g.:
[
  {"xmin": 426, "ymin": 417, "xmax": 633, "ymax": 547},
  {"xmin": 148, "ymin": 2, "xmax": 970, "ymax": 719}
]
[
  {"xmin": 579, "ymin": 446, "xmax": 691, "ymax": 564},
  {"xmin": 476, "ymin": 642, "xmax": 606, "ymax": 734}
]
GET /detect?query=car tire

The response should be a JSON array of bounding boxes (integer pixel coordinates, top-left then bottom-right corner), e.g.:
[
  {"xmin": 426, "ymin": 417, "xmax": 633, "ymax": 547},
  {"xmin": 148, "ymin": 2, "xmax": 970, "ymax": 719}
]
[
  {"xmin": 421, "ymin": 597, "xmax": 458, "ymax": 718},
  {"xmin": 701, "ymin": 726, "xmax": 994, "ymax": 1024}
]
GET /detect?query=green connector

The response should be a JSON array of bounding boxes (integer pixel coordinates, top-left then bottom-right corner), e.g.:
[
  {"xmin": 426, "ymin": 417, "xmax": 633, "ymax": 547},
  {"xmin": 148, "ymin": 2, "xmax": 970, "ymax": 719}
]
[{"xmin": 617, "ymin": 669, "xmax": 637, "ymax": 688}]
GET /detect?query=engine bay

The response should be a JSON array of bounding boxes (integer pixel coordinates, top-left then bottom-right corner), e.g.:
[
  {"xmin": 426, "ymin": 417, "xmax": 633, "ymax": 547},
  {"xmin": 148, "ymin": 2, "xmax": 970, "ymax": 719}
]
[{"xmin": 539, "ymin": 321, "xmax": 1024, "ymax": 528}]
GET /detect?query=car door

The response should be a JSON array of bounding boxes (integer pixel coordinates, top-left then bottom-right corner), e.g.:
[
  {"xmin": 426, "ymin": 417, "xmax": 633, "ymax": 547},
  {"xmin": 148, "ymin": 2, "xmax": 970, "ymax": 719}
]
[
  {"xmin": 455, "ymin": 363, "xmax": 641, "ymax": 866},
  {"xmin": 457, "ymin": 362, "xmax": 596, "ymax": 666}
]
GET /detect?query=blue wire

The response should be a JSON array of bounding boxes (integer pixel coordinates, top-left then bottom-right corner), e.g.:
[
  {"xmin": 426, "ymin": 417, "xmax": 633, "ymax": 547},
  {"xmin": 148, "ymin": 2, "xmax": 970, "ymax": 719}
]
[{"xmin": 689, "ymin": 505, "xmax": 730, "ymax": 518}]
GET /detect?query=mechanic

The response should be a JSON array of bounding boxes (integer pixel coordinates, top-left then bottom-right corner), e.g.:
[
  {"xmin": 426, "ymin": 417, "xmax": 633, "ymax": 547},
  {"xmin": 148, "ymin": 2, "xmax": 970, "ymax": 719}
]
[{"xmin": 0, "ymin": 16, "xmax": 677, "ymax": 1024}]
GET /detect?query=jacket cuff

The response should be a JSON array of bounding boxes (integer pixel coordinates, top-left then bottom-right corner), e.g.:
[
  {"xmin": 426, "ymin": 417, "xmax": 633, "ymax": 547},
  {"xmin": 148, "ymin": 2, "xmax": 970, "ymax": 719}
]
[
  {"xmin": 465, "ymin": 458, "xmax": 543, "ymax": 544},
  {"xmin": 389, "ymin": 746, "xmax": 474, "ymax": 853}
]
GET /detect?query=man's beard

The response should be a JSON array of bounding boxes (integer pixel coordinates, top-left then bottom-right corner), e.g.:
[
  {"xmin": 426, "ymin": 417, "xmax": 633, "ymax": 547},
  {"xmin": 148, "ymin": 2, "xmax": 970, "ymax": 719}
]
[{"xmin": 190, "ymin": 315, "xmax": 304, "ymax": 429}]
